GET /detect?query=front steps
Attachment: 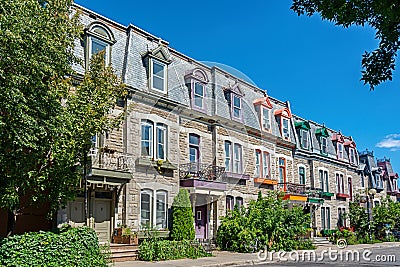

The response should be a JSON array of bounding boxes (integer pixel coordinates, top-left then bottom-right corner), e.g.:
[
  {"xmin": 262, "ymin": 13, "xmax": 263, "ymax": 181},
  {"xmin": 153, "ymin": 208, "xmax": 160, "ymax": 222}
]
[
  {"xmin": 312, "ymin": 236, "xmax": 331, "ymax": 246},
  {"xmin": 109, "ymin": 244, "xmax": 139, "ymax": 262}
]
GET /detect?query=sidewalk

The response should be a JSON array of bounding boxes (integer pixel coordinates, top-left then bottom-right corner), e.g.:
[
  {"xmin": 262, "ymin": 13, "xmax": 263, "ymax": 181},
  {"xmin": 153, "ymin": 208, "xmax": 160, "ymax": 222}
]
[{"xmin": 113, "ymin": 242, "xmax": 400, "ymax": 267}]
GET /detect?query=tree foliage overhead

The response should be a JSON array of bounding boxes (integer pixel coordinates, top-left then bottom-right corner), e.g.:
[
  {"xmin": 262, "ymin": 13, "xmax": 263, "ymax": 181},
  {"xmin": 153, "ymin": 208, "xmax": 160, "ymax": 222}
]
[
  {"xmin": 291, "ymin": 0, "xmax": 400, "ymax": 90},
  {"xmin": 0, "ymin": 0, "xmax": 126, "ymax": 231}
]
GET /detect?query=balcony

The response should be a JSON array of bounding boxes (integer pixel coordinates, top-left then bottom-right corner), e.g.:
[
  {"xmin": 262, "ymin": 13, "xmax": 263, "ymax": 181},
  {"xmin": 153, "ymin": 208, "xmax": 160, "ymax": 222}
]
[
  {"xmin": 91, "ymin": 149, "xmax": 133, "ymax": 172},
  {"xmin": 179, "ymin": 163, "xmax": 226, "ymax": 192},
  {"xmin": 88, "ymin": 149, "xmax": 134, "ymax": 183},
  {"xmin": 278, "ymin": 182, "xmax": 307, "ymax": 202},
  {"xmin": 305, "ymin": 188, "xmax": 324, "ymax": 204}
]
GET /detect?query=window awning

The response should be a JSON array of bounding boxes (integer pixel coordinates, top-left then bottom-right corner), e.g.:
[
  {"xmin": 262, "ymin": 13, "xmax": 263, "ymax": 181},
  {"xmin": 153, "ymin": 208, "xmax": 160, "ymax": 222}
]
[
  {"xmin": 294, "ymin": 121, "xmax": 310, "ymax": 130},
  {"xmin": 87, "ymin": 167, "xmax": 132, "ymax": 186},
  {"xmin": 315, "ymin": 127, "xmax": 329, "ymax": 137}
]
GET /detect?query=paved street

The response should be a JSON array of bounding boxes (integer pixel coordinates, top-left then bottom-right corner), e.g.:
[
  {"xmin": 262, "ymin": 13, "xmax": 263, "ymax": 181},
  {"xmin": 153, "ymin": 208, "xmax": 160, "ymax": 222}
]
[{"xmin": 114, "ymin": 242, "xmax": 400, "ymax": 267}]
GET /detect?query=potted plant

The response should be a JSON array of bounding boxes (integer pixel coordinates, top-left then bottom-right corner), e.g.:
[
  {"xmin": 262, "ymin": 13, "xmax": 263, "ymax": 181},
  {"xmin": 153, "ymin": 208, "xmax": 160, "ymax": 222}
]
[{"xmin": 113, "ymin": 225, "xmax": 138, "ymax": 244}]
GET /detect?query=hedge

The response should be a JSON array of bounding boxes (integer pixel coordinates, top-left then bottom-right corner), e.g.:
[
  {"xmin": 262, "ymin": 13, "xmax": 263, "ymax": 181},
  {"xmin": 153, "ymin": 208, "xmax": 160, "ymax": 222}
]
[
  {"xmin": 0, "ymin": 227, "xmax": 110, "ymax": 266},
  {"xmin": 138, "ymin": 239, "xmax": 211, "ymax": 261}
]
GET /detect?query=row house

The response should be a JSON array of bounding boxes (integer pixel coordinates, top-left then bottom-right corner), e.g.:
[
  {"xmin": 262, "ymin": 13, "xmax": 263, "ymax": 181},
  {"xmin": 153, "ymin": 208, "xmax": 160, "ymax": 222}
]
[
  {"xmin": 292, "ymin": 116, "xmax": 360, "ymax": 233},
  {"xmin": 54, "ymin": 4, "xmax": 394, "ymax": 242}
]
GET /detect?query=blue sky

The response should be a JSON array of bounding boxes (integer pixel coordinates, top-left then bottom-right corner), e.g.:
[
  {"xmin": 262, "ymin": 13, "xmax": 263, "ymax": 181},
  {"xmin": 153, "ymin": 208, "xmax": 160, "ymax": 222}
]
[{"xmin": 75, "ymin": 0, "xmax": 400, "ymax": 172}]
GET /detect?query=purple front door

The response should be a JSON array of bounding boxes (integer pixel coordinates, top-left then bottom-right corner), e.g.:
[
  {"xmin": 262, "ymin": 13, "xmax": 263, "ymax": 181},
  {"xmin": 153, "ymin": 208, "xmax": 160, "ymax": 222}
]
[{"xmin": 195, "ymin": 205, "xmax": 207, "ymax": 239}]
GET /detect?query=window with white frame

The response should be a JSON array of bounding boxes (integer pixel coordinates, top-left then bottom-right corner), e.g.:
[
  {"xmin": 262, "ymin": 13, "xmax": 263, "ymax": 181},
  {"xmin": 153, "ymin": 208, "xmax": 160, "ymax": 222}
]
[
  {"xmin": 233, "ymin": 143, "xmax": 242, "ymax": 173},
  {"xmin": 336, "ymin": 173, "xmax": 345, "ymax": 194},
  {"xmin": 321, "ymin": 207, "xmax": 331, "ymax": 230},
  {"xmin": 151, "ymin": 59, "xmax": 166, "ymax": 92},
  {"xmin": 320, "ymin": 137, "xmax": 327, "ymax": 155},
  {"xmin": 262, "ymin": 107, "xmax": 271, "ymax": 131},
  {"xmin": 262, "ymin": 152, "xmax": 270, "ymax": 178},
  {"xmin": 236, "ymin": 197, "xmax": 243, "ymax": 210},
  {"xmin": 348, "ymin": 177, "xmax": 353, "ymax": 200},
  {"xmin": 141, "ymin": 120, "xmax": 153, "ymax": 157},
  {"xmin": 141, "ymin": 189, "xmax": 168, "ymax": 229},
  {"xmin": 299, "ymin": 166, "xmax": 306, "ymax": 185},
  {"xmin": 156, "ymin": 191, "xmax": 167, "ymax": 229},
  {"xmin": 282, "ymin": 118, "xmax": 290, "ymax": 139},
  {"xmin": 140, "ymin": 189, "xmax": 152, "ymax": 227},
  {"xmin": 337, "ymin": 143, "xmax": 344, "ymax": 159},
  {"xmin": 193, "ymin": 82, "xmax": 205, "ymax": 109},
  {"xmin": 89, "ymin": 37, "xmax": 109, "ymax": 65},
  {"xmin": 278, "ymin": 158, "xmax": 286, "ymax": 185},
  {"xmin": 300, "ymin": 129, "xmax": 309, "ymax": 149},
  {"xmin": 225, "ymin": 141, "xmax": 232, "ymax": 172},
  {"xmin": 232, "ymin": 95, "xmax": 242, "ymax": 119},
  {"xmin": 255, "ymin": 150, "xmax": 261, "ymax": 177},
  {"xmin": 189, "ymin": 134, "xmax": 200, "ymax": 163},
  {"xmin": 156, "ymin": 123, "xmax": 167, "ymax": 160},
  {"xmin": 338, "ymin": 207, "xmax": 346, "ymax": 227},
  {"xmin": 226, "ymin": 195, "xmax": 234, "ymax": 211},
  {"xmin": 349, "ymin": 148, "xmax": 355, "ymax": 164},
  {"xmin": 319, "ymin": 169, "xmax": 329, "ymax": 192},
  {"xmin": 141, "ymin": 120, "xmax": 167, "ymax": 160}
]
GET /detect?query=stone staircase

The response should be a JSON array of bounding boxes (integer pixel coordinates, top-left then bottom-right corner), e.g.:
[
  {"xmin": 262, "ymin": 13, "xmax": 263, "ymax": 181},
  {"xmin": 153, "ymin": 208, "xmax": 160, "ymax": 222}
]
[
  {"xmin": 109, "ymin": 244, "xmax": 139, "ymax": 262},
  {"xmin": 312, "ymin": 236, "xmax": 331, "ymax": 246}
]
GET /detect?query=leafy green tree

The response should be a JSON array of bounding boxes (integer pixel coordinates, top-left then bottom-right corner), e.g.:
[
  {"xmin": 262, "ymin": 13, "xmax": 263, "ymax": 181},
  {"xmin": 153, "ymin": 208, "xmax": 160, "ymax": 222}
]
[
  {"xmin": 291, "ymin": 0, "xmax": 400, "ymax": 90},
  {"xmin": 0, "ymin": 0, "xmax": 126, "ymax": 235},
  {"xmin": 170, "ymin": 189, "xmax": 195, "ymax": 241},
  {"xmin": 349, "ymin": 201, "xmax": 370, "ymax": 240}
]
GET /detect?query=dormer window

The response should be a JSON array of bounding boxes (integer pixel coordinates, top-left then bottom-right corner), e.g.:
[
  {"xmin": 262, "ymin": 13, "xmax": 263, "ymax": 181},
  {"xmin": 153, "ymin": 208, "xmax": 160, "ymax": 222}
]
[
  {"xmin": 253, "ymin": 97, "xmax": 273, "ymax": 132},
  {"xmin": 344, "ymin": 140, "xmax": 357, "ymax": 165},
  {"xmin": 85, "ymin": 23, "xmax": 115, "ymax": 69},
  {"xmin": 185, "ymin": 68, "xmax": 209, "ymax": 112},
  {"xmin": 332, "ymin": 133, "xmax": 345, "ymax": 160},
  {"xmin": 274, "ymin": 107, "xmax": 292, "ymax": 141},
  {"xmin": 316, "ymin": 126, "xmax": 329, "ymax": 156},
  {"xmin": 233, "ymin": 95, "xmax": 242, "ymax": 118},
  {"xmin": 295, "ymin": 121, "xmax": 310, "ymax": 150},
  {"xmin": 142, "ymin": 45, "xmax": 172, "ymax": 94},
  {"xmin": 321, "ymin": 137, "xmax": 327, "ymax": 155},
  {"xmin": 224, "ymin": 82, "xmax": 244, "ymax": 122},
  {"xmin": 337, "ymin": 143, "xmax": 344, "ymax": 159},
  {"xmin": 151, "ymin": 60, "xmax": 166, "ymax": 92}
]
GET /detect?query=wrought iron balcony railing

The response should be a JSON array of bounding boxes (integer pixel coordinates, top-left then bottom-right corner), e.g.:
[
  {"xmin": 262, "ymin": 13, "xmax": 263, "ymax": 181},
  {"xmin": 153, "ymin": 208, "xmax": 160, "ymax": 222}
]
[
  {"xmin": 90, "ymin": 149, "xmax": 134, "ymax": 172},
  {"xmin": 179, "ymin": 162, "xmax": 225, "ymax": 181},
  {"xmin": 277, "ymin": 182, "xmax": 306, "ymax": 195}
]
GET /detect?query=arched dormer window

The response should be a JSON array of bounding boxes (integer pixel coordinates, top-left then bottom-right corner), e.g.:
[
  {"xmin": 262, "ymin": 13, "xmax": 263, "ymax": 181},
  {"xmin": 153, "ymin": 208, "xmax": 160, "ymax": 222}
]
[
  {"xmin": 184, "ymin": 68, "xmax": 209, "ymax": 112},
  {"xmin": 84, "ymin": 22, "xmax": 115, "ymax": 69},
  {"xmin": 253, "ymin": 96, "xmax": 273, "ymax": 133}
]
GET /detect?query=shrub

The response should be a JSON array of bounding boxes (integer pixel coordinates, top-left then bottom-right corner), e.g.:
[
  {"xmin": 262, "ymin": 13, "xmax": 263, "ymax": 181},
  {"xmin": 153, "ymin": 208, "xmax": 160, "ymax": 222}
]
[
  {"xmin": 0, "ymin": 227, "xmax": 109, "ymax": 267},
  {"xmin": 138, "ymin": 239, "xmax": 211, "ymax": 261},
  {"xmin": 216, "ymin": 191, "xmax": 313, "ymax": 252},
  {"xmin": 170, "ymin": 189, "xmax": 195, "ymax": 241}
]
